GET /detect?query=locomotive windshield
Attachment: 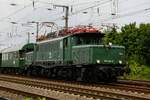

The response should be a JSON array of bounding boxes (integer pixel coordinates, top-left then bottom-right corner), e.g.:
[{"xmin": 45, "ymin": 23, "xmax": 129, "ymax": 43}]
[{"xmin": 72, "ymin": 33, "xmax": 104, "ymax": 45}]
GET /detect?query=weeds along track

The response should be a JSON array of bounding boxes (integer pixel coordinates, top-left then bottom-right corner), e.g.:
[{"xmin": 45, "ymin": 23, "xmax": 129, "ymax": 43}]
[{"xmin": 0, "ymin": 74, "xmax": 150, "ymax": 100}]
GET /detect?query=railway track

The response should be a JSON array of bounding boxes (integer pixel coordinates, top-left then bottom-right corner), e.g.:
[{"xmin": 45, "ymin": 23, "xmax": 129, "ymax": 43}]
[
  {"xmin": 118, "ymin": 79, "xmax": 150, "ymax": 87},
  {"xmin": 0, "ymin": 85, "xmax": 55, "ymax": 100},
  {"xmin": 109, "ymin": 80, "xmax": 150, "ymax": 93},
  {"xmin": 0, "ymin": 74, "xmax": 150, "ymax": 100}
]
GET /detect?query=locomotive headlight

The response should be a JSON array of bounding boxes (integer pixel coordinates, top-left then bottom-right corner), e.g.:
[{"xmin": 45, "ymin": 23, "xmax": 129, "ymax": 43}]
[
  {"xmin": 119, "ymin": 60, "xmax": 122, "ymax": 64},
  {"xmin": 109, "ymin": 42, "xmax": 112, "ymax": 46},
  {"xmin": 97, "ymin": 60, "xmax": 100, "ymax": 63}
]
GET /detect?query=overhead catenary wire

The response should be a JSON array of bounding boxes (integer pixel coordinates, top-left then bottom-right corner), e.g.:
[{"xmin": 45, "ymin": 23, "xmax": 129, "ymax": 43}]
[
  {"xmin": 0, "ymin": 0, "xmax": 150, "ymax": 36},
  {"xmin": 0, "ymin": 0, "xmax": 64, "ymax": 34},
  {"xmin": 27, "ymin": 0, "xmax": 113, "ymax": 30},
  {"xmin": 0, "ymin": 0, "xmax": 149, "ymax": 26},
  {"xmin": 118, "ymin": 1, "xmax": 150, "ymax": 13},
  {"xmin": 70, "ymin": 0, "xmax": 111, "ymax": 16},
  {"xmin": 0, "ymin": 0, "xmax": 112, "ymax": 47},
  {"xmin": 97, "ymin": 7, "xmax": 150, "ymax": 24},
  {"xmin": 0, "ymin": 0, "xmax": 149, "ymax": 48},
  {"xmin": 0, "ymin": 0, "xmax": 39, "ymax": 22},
  {"xmin": 0, "ymin": 0, "xmax": 110, "ymax": 28},
  {"xmin": 74, "ymin": 0, "xmax": 150, "ymax": 26},
  {"xmin": 71, "ymin": 0, "xmax": 106, "ymax": 6},
  {"xmin": 48, "ymin": 0, "xmax": 111, "ymax": 22}
]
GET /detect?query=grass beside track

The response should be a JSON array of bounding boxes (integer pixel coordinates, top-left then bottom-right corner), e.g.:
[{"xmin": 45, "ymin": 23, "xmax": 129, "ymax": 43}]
[{"xmin": 121, "ymin": 61, "xmax": 150, "ymax": 80}]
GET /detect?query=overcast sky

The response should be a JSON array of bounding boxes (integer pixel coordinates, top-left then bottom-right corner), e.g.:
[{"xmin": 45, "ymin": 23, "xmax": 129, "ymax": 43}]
[{"xmin": 0, "ymin": 0, "xmax": 150, "ymax": 49}]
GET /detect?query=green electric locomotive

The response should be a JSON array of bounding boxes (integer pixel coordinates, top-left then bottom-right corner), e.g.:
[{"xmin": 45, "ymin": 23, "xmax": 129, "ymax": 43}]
[
  {"xmin": 0, "ymin": 32, "xmax": 126, "ymax": 82},
  {"xmin": 25, "ymin": 32, "xmax": 126, "ymax": 82}
]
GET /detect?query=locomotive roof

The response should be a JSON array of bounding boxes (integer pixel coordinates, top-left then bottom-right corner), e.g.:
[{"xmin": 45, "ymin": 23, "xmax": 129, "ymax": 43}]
[
  {"xmin": 37, "ymin": 32, "xmax": 103, "ymax": 44},
  {"xmin": 37, "ymin": 36, "xmax": 67, "ymax": 44},
  {"xmin": 72, "ymin": 45, "xmax": 125, "ymax": 48}
]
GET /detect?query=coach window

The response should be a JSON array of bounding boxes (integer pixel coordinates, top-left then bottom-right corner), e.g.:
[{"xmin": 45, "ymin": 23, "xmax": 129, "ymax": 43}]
[
  {"xmin": 36, "ymin": 45, "xmax": 39, "ymax": 51},
  {"xmin": 5, "ymin": 53, "xmax": 8, "ymax": 60},
  {"xmin": 2, "ymin": 54, "xmax": 4, "ymax": 60},
  {"xmin": 9, "ymin": 53, "xmax": 12, "ymax": 59},
  {"xmin": 3, "ymin": 54, "xmax": 5, "ymax": 60},
  {"xmin": 3, "ymin": 54, "xmax": 4, "ymax": 60},
  {"xmin": 14, "ymin": 52, "xmax": 17, "ymax": 58},
  {"xmin": 5, "ymin": 54, "xmax": 7, "ymax": 60},
  {"xmin": 14, "ymin": 52, "xmax": 19, "ymax": 58},
  {"xmin": 8, "ymin": 53, "xmax": 10, "ymax": 59},
  {"xmin": 8, "ymin": 53, "xmax": 10, "ymax": 60},
  {"xmin": 4, "ymin": 54, "xmax": 6, "ymax": 60}
]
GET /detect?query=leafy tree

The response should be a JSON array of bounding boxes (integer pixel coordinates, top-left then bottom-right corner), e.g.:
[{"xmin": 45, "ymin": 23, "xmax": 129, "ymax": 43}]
[
  {"xmin": 104, "ymin": 27, "xmax": 118, "ymax": 44},
  {"xmin": 139, "ymin": 23, "xmax": 150, "ymax": 65},
  {"xmin": 104, "ymin": 23, "xmax": 150, "ymax": 65}
]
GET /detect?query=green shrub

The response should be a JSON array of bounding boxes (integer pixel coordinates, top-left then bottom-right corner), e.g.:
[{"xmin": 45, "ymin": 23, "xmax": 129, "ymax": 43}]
[{"xmin": 124, "ymin": 60, "xmax": 150, "ymax": 80}]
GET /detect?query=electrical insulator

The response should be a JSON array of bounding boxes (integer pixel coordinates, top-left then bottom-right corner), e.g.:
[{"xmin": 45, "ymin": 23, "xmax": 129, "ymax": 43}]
[
  {"xmin": 32, "ymin": 0, "xmax": 35, "ymax": 9},
  {"xmin": 71, "ymin": 6, "xmax": 73, "ymax": 12},
  {"xmin": 97, "ymin": 8, "xmax": 100, "ymax": 15},
  {"xmin": 63, "ymin": 7, "xmax": 65, "ymax": 12}
]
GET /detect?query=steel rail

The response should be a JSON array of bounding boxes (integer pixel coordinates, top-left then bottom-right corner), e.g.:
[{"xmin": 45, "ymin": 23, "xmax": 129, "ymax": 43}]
[{"xmin": 0, "ymin": 75, "xmax": 150, "ymax": 100}]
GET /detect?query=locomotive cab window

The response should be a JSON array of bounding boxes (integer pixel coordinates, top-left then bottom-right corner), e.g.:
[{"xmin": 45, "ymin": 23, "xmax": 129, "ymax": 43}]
[{"xmin": 73, "ymin": 33, "xmax": 104, "ymax": 45}]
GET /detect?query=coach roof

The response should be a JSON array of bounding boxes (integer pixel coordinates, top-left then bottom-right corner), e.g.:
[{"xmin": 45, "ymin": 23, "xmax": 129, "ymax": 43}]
[
  {"xmin": 0, "ymin": 44, "xmax": 24, "ymax": 53},
  {"xmin": 1, "ymin": 43, "xmax": 36, "ymax": 53}
]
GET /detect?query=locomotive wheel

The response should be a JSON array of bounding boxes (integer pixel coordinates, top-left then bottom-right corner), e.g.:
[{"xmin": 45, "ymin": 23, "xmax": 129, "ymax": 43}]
[
  {"xmin": 45, "ymin": 69, "xmax": 52, "ymax": 78},
  {"xmin": 108, "ymin": 72, "xmax": 117, "ymax": 82},
  {"xmin": 106, "ymin": 68, "xmax": 117, "ymax": 82},
  {"xmin": 27, "ymin": 69, "xmax": 31, "ymax": 76},
  {"xmin": 93, "ymin": 70, "xmax": 104, "ymax": 82},
  {"xmin": 56, "ymin": 68, "xmax": 73, "ymax": 80},
  {"xmin": 82, "ymin": 68, "xmax": 107, "ymax": 83},
  {"xmin": 82, "ymin": 68, "xmax": 93, "ymax": 82},
  {"xmin": 90, "ymin": 68, "xmax": 108, "ymax": 83}
]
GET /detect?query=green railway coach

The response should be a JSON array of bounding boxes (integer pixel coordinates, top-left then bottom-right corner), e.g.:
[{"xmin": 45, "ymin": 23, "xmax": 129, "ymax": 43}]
[{"xmin": 0, "ymin": 43, "xmax": 35, "ymax": 69}]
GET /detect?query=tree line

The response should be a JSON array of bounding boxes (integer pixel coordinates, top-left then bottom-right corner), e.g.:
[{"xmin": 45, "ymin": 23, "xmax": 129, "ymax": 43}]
[{"xmin": 104, "ymin": 23, "xmax": 150, "ymax": 65}]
